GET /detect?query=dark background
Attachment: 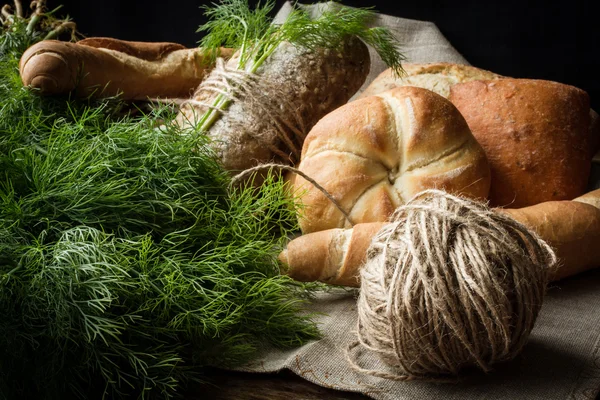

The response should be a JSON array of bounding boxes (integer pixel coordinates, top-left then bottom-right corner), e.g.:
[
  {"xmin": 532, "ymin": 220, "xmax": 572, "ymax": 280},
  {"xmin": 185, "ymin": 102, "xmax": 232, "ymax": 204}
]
[{"xmin": 52, "ymin": 0, "xmax": 600, "ymax": 109}]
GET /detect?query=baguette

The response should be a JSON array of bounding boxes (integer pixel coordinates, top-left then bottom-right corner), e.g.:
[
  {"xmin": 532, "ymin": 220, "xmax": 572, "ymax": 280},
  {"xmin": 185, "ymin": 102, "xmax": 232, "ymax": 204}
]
[
  {"xmin": 279, "ymin": 189, "xmax": 600, "ymax": 286},
  {"xmin": 19, "ymin": 38, "xmax": 232, "ymax": 100}
]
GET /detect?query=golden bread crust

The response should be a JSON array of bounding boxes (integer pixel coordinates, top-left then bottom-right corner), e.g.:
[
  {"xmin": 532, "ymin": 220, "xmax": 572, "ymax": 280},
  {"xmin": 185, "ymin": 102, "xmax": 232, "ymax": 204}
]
[
  {"xmin": 295, "ymin": 86, "xmax": 491, "ymax": 233},
  {"xmin": 449, "ymin": 79, "xmax": 591, "ymax": 208}
]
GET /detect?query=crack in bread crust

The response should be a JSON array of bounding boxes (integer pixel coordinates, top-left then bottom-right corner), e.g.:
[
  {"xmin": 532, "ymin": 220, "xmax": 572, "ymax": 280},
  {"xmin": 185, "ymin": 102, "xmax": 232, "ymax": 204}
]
[{"xmin": 402, "ymin": 138, "xmax": 471, "ymax": 174}]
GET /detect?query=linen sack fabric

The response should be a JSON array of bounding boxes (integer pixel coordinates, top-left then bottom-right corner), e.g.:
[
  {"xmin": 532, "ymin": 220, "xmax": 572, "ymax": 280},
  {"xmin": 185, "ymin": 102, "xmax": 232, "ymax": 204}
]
[{"xmin": 239, "ymin": 3, "xmax": 600, "ymax": 399}]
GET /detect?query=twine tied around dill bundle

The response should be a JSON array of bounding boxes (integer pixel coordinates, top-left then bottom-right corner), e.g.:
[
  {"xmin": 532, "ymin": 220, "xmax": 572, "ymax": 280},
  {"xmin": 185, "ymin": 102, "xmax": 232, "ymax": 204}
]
[
  {"xmin": 180, "ymin": 57, "xmax": 308, "ymax": 164},
  {"xmin": 178, "ymin": 55, "xmax": 356, "ymax": 226},
  {"xmin": 346, "ymin": 189, "xmax": 557, "ymax": 381}
]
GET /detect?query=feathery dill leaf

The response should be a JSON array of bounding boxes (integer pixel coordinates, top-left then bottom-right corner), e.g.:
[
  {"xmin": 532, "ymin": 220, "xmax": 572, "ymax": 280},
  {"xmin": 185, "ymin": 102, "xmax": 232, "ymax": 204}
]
[
  {"xmin": 198, "ymin": 0, "xmax": 404, "ymax": 74},
  {"xmin": 198, "ymin": 0, "xmax": 275, "ymax": 66},
  {"xmin": 0, "ymin": 20, "xmax": 318, "ymax": 400}
]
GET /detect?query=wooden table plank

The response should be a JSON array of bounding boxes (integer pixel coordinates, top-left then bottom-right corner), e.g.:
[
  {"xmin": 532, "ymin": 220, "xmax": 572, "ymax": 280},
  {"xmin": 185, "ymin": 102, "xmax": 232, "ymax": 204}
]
[{"xmin": 189, "ymin": 369, "xmax": 370, "ymax": 400}]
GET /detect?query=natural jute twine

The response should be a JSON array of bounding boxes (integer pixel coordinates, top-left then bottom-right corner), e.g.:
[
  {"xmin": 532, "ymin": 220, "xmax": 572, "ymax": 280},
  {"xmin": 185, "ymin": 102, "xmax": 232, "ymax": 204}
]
[
  {"xmin": 346, "ymin": 189, "xmax": 557, "ymax": 380},
  {"xmin": 230, "ymin": 163, "xmax": 355, "ymax": 226},
  {"xmin": 180, "ymin": 57, "xmax": 308, "ymax": 164}
]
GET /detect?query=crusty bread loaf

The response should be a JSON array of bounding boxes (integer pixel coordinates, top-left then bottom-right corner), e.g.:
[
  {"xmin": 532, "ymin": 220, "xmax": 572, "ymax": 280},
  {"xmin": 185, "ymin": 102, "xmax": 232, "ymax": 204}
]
[
  {"xmin": 357, "ymin": 63, "xmax": 501, "ymax": 100},
  {"xmin": 175, "ymin": 37, "xmax": 370, "ymax": 173},
  {"xmin": 293, "ymin": 86, "xmax": 491, "ymax": 233},
  {"xmin": 280, "ymin": 189, "xmax": 600, "ymax": 286},
  {"xmin": 20, "ymin": 38, "xmax": 231, "ymax": 99},
  {"xmin": 449, "ymin": 79, "xmax": 591, "ymax": 208}
]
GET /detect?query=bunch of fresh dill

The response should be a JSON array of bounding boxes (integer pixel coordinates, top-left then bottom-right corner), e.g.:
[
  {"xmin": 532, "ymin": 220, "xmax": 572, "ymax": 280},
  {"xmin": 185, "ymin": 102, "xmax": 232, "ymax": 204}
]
[{"xmin": 0, "ymin": 15, "xmax": 318, "ymax": 400}]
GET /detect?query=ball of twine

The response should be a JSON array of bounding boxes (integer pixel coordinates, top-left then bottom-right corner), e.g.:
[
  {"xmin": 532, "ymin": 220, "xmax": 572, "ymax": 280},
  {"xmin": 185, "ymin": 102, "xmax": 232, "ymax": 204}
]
[{"xmin": 347, "ymin": 190, "xmax": 557, "ymax": 380}]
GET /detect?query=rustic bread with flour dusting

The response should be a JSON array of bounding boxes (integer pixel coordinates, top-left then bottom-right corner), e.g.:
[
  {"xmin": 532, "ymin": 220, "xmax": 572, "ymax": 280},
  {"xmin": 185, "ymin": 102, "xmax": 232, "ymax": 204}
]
[
  {"xmin": 357, "ymin": 62, "xmax": 501, "ymax": 99},
  {"xmin": 175, "ymin": 37, "xmax": 370, "ymax": 172},
  {"xmin": 293, "ymin": 86, "xmax": 491, "ymax": 233}
]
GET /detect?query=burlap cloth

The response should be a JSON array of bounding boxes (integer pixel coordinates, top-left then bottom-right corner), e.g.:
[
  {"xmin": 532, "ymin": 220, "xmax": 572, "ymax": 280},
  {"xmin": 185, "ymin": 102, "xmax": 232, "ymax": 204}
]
[{"xmin": 238, "ymin": 3, "xmax": 600, "ymax": 399}]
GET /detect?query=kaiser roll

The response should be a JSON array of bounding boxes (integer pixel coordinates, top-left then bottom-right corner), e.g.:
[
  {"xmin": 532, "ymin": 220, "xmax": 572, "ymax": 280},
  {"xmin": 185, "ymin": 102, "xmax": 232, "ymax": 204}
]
[
  {"xmin": 449, "ymin": 79, "xmax": 591, "ymax": 208},
  {"xmin": 293, "ymin": 86, "xmax": 491, "ymax": 233}
]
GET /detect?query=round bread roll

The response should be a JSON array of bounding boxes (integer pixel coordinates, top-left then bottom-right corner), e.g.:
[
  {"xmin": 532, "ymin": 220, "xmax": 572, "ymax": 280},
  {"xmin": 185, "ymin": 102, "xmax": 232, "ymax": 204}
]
[
  {"xmin": 294, "ymin": 86, "xmax": 491, "ymax": 233},
  {"xmin": 357, "ymin": 62, "xmax": 501, "ymax": 100},
  {"xmin": 449, "ymin": 79, "xmax": 592, "ymax": 208}
]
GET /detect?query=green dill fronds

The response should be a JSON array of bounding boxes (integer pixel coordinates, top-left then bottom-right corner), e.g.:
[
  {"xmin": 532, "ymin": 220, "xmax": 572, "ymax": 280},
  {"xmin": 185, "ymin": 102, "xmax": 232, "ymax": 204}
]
[
  {"xmin": 361, "ymin": 26, "xmax": 405, "ymax": 76},
  {"xmin": 0, "ymin": 29, "xmax": 318, "ymax": 399},
  {"xmin": 198, "ymin": 0, "xmax": 405, "ymax": 74},
  {"xmin": 0, "ymin": 2, "xmax": 322, "ymax": 398}
]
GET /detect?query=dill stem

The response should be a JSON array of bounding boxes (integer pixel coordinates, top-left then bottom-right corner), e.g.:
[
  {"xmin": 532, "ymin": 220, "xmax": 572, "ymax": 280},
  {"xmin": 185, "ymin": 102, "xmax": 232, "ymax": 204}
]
[
  {"xmin": 3, "ymin": 263, "xmax": 22, "ymax": 278},
  {"xmin": 43, "ymin": 21, "xmax": 75, "ymax": 40},
  {"xmin": 249, "ymin": 47, "xmax": 275, "ymax": 74},
  {"xmin": 34, "ymin": 143, "xmax": 48, "ymax": 155},
  {"xmin": 235, "ymin": 15, "xmax": 248, "ymax": 69},
  {"xmin": 198, "ymin": 93, "xmax": 231, "ymax": 132},
  {"xmin": 197, "ymin": 43, "xmax": 276, "ymax": 132},
  {"xmin": 25, "ymin": 14, "xmax": 41, "ymax": 34}
]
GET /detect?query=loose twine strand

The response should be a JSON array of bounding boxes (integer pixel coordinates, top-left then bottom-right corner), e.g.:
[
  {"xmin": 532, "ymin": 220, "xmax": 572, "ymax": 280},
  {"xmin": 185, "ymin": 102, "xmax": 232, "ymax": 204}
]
[
  {"xmin": 230, "ymin": 163, "xmax": 355, "ymax": 227},
  {"xmin": 180, "ymin": 57, "xmax": 308, "ymax": 164},
  {"xmin": 346, "ymin": 189, "xmax": 557, "ymax": 380}
]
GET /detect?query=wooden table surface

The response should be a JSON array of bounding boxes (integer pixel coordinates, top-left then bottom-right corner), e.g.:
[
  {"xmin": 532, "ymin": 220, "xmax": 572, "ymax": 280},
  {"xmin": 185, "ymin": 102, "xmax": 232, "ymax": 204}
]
[{"xmin": 190, "ymin": 369, "xmax": 369, "ymax": 400}]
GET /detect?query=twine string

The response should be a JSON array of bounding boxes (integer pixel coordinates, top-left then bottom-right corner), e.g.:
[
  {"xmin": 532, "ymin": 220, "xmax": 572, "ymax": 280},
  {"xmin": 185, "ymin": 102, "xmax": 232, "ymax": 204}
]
[
  {"xmin": 230, "ymin": 163, "xmax": 355, "ymax": 227},
  {"xmin": 346, "ymin": 189, "xmax": 557, "ymax": 380},
  {"xmin": 180, "ymin": 57, "xmax": 308, "ymax": 164}
]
